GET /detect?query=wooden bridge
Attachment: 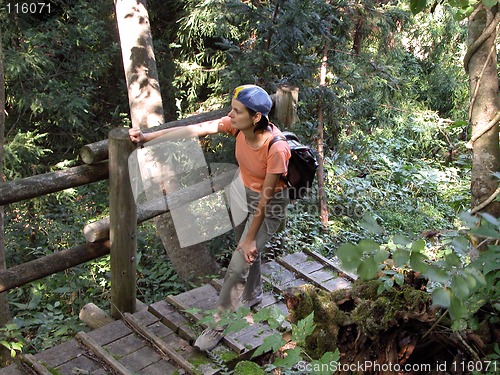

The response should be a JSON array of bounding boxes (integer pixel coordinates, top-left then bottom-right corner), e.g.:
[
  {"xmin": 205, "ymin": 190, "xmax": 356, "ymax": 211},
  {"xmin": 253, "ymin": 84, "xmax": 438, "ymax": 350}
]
[
  {"xmin": 0, "ymin": 250, "xmax": 354, "ymax": 374},
  {"xmin": 0, "ymin": 3, "xmax": 335, "ymax": 373},
  {"xmin": 0, "ymin": 86, "xmax": 310, "ymax": 375}
]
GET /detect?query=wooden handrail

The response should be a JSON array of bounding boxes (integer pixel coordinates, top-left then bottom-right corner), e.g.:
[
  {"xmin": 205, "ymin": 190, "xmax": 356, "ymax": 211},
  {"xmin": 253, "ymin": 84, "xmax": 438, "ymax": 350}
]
[
  {"xmin": 79, "ymin": 108, "xmax": 229, "ymax": 164},
  {"xmin": 0, "ymin": 241, "xmax": 110, "ymax": 293},
  {"xmin": 1, "ymin": 86, "xmax": 298, "ymax": 294},
  {"xmin": 0, "ymin": 161, "xmax": 109, "ymax": 206}
]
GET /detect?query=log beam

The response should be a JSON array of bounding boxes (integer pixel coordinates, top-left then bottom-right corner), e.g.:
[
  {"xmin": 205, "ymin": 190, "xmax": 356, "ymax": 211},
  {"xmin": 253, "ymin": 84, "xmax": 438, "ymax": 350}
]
[
  {"xmin": 83, "ymin": 168, "xmax": 235, "ymax": 242},
  {"xmin": 0, "ymin": 161, "xmax": 109, "ymax": 206},
  {"xmin": 79, "ymin": 109, "xmax": 229, "ymax": 164},
  {"xmin": 0, "ymin": 241, "xmax": 110, "ymax": 293},
  {"xmin": 79, "ymin": 139, "xmax": 109, "ymax": 165},
  {"xmin": 79, "ymin": 303, "xmax": 115, "ymax": 329}
]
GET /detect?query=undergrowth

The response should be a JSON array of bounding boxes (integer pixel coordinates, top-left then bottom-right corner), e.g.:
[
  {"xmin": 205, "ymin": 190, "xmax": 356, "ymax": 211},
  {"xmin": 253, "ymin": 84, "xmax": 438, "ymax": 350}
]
[{"xmin": 3, "ymin": 182, "xmax": 188, "ymax": 355}]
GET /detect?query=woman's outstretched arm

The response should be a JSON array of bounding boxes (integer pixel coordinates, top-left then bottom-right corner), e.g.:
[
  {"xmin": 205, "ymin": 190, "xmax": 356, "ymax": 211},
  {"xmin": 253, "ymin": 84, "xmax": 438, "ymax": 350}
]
[{"xmin": 129, "ymin": 118, "xmax": 223, "ymax": 144}]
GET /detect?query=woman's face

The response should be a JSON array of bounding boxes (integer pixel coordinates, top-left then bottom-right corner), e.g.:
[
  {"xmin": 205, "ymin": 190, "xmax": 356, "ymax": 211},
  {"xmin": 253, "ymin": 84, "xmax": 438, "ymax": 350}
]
[{"xmin": 228, "ymin": 98, "xmax": 259, "ymax": 131}]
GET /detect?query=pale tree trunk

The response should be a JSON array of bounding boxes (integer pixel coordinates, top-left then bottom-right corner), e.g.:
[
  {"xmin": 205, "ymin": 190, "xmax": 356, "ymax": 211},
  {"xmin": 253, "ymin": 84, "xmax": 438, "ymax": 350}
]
[
  {"xmin": 114, "ymin": 0, "xmax": 219, "ymax": 280},
  {"xmin": 0, "ymin": 29, "xmax": 12, "ymax": 363},
  {"xmin": 317, "ymin": 43, "xmax": 329, "ymax": 228},
  {"xmin": 467, "ymin": 5, "xmax": 500, "ymax": 219}
]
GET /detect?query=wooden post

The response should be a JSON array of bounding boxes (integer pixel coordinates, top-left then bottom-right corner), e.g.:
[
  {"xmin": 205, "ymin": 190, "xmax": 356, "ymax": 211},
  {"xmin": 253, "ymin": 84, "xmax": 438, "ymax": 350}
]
[
  {"xmin": 274, "ymin": 85, "xmax": 299, "ymax": 127},
  {"xmin": 109, "ymin": 127, "xmax": 137, "ymax": 318}
]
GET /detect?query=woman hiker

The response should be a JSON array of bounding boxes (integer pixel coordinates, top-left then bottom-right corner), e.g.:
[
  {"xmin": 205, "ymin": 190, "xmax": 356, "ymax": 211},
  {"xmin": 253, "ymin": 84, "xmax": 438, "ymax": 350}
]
[{"xmin": 129, "ymin": 84, "xmax": 291, "ymax": 351}]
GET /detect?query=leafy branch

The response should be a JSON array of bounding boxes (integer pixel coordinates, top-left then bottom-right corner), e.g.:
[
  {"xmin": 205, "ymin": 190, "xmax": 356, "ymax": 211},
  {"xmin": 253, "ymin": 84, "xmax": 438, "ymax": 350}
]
[{"xmin": 337, "ymin": 212, "xmax": 499, "ymax": 330}]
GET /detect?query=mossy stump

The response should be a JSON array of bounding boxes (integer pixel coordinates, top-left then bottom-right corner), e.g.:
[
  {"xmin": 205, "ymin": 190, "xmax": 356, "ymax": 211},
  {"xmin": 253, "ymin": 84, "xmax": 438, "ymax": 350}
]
[{"xmin": 283, "ymin": 280, "xmax": 492, "ymax": 374}]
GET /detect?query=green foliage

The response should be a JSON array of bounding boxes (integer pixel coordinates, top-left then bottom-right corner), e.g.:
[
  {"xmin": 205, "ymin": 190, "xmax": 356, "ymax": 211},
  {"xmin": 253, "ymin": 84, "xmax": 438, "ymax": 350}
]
[
  {"xmin": 409, "ymin": 0, "xmax": 496, "ymax": 20},
  {"xmin": 337, "ymin": 213, "xmax": 500, "ymax": 330},
  {"xmin": 2, "ymin": 130, "xmax": 51, "ymax": 179},
  {"xmin": 254, "ymin": 310, "xmax": 341, "ymax": 373},
  {"xmin": 164, "ymin": 0, "xmax": 344, "ymax": 115},
  {"xmin": 2, "ymin": 0, "xmax": 126, "ymax": 165},
  {"xmin": 5, "ymin": 182, "xmax": 108, "ymax": 266},
  {"xmin": 195, "ymin": 306, "xmax": 341, "ymax": 373},
  {"xmin": 136, "ymin": 242, "xmax": 189, "ymax": 303},
  {"xmin": 0, "ymin": 323, "xmax": 24, "ymax": 358},
  {"xmin": 10, "ymin": 288, "xmax": 84, "ymax": 351}
]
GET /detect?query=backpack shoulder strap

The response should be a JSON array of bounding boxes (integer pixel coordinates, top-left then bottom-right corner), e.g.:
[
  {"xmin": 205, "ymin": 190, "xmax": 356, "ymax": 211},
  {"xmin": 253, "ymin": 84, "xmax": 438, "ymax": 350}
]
[
  {"xmin": 236, "ymin": 129, "xmax": 286, "ymax": 150},
  {"xmin": 268, "ymin": 135, "xmax": 287, "ymax": 151}
]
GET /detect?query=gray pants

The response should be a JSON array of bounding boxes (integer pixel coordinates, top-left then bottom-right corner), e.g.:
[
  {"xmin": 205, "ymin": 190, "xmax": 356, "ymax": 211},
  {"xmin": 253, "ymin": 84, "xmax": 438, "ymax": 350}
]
[{"xmin": 217, "ymin": 187, "xmax": 288, "ymax": 311}]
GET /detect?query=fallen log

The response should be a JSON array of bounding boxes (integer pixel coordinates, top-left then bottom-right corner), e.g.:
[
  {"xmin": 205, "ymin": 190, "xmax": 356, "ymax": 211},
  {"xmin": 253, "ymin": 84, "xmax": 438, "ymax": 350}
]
[
  {"xmin": 83, "ymin": 168, "xmax": 236, "ymax": 242},
  {"xmin": 79, "ymin": 299, "xmax": 147, "ymax": 330},
  {"xmin": 79, "ymin": 303, "xmax": 115, "ymax": 329},
  {"xmin": 0, "ymin": 161, "xmax": 109, "ymax": 206},
  {"xmin": 284, "ymin": 281, "xmax": 437, "ymax": 361},
  {"xmin": 79, "ymin": 108, "xmax": 230, "ymax": 164},
  {"xmin": 0, "ymin": 241, "xmax": 110, "ymax": 293}
]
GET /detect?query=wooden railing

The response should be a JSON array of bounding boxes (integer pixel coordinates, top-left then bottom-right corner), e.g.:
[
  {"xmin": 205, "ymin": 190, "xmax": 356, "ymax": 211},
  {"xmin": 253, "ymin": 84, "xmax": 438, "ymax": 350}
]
[
  {"xmin": 0, "ymin": 109, "xmax": 226, "ymax": 294},
  {"xmin": 0, "ymin": 86, "xmax": 299, "ymax": 317}
]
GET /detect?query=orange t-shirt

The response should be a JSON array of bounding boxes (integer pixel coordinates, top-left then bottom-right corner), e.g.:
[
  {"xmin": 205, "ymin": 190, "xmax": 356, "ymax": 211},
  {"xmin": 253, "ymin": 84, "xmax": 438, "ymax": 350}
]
[{"xmin": 218, "ymin": 116, "xmax": 291, "ymax": 192}]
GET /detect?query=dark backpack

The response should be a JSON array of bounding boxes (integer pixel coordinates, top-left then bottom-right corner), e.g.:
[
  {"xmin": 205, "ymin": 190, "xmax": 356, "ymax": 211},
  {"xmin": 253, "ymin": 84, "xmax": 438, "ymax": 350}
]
[{"xmin": 268, "ymin": 132, "xmax": 318, "ymax": 200}]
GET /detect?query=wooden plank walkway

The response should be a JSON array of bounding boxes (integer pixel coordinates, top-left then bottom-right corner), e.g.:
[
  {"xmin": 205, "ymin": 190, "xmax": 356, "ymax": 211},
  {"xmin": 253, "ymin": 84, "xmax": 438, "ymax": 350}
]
[{"xmin": 0, "ymin": 251, "xmax": 355, "ymax": 374}]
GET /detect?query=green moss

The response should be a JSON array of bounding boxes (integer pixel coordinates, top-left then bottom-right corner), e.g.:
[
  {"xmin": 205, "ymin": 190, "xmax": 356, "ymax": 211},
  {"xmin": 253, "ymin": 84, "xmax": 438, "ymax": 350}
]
[
  {"xmin": 288, "ymin": 284, "xmax": 315, "ymax": 322},
  {"xmin": 47, "ymin": 367, "xmax": 63, "ymax": 375},
  {"xmin": 351, "ymin": 282, "xmax": 432, "ymax": 338},
  {"xmin": 287, "ymin": 285, "xmax": 351, "ymax": 358},
  {"xmin": 216, "ymin": 349, "xmax": 239, "ymax": 363},
  {"xmin": 351, "ymin": 280, "xmax": 380, "ymax": 300},
  {"xmin": 233, "ymin": 360, "xmax": 265, "ymax": 374},
  {"xmin": 305, "ymin": 325, "xmax": 338, "ymax": 359},
  {"xmin": 189, "ymin": 352, "xmax": 212, "ymax": 367},
  {"xmin": 285, "ymin": 281, "xmax": 434, "ymax": 359}
]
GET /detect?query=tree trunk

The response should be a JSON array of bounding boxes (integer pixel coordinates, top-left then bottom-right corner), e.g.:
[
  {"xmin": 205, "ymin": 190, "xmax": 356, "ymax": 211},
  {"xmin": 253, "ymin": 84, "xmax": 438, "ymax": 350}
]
[
  {"xmin": 0, "ymin": 28, "xmax": 12, "ymax": 364},
  {"xmin": 467, "ymin": 5, "xmax": 500, "ymax": 218},
  {"xmin": 114, "ymin": 0, "xmax": 164, "ymax": 129},
  {"xmin": 352, "ymin": 17, "xmax": 363, "ymax": 55},
  {"xmin": 317, "ymin": 43, "xmax": 329, "ymax": 228},
  {"xmin": 114, "ymin": 0, "xmax": 219, "ymax": 280}
]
